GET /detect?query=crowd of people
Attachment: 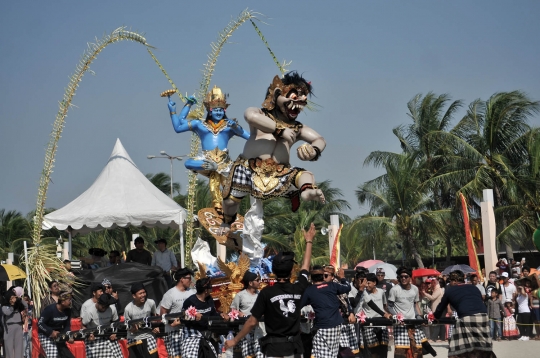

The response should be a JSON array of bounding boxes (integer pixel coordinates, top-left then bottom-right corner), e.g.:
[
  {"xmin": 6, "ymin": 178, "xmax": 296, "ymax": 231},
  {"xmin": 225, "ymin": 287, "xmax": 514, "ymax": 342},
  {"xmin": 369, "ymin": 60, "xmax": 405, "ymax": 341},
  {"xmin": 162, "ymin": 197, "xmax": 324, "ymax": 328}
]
[{"xmin": 3, "ymin": 230, "xmax": 539, "ymax": 358}]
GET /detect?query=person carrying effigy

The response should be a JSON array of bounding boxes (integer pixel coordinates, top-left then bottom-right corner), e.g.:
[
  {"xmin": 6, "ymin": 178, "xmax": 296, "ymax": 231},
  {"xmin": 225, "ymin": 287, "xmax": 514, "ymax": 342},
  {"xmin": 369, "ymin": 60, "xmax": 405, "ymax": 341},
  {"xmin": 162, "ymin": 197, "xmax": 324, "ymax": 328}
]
[
  {"xmin": 81, "ymin": 293, "xmax": 123, "ymax": 358},
  {"xmin": 37, "ymin": 291, "xmax": 75, "ymax": 358},
  {"xmin": 165, "ymin": 86, "xmax": 250, "ymax": 214},
  {"xmin": 181, "ymin": 278, "xmax": 229, "ymax": 358},
  {"xmin": 124, "ymin": 282, "xmax": 160, "ymax": 358},
  {"xmin": 224, "ymin": 223, "xmax": 316, "ymax": 357},
  {"xmin": 300, "ymin": 265, "xmax": 351, "ymax": 358},
  {"xmin": 230, "ymin": 271, "xmax": 263, "ymax": 358},
  {"xmin": 220, "ymin": 71, "xmax": 326, "ymax": 232},
  {"xmin": 387, "ymin": 267, "xmax": 427, "ymax": 358},
  {"xmin": 434, "ymin": 270, "xmax": 497, "ymax": 358},
  {"xmin": 160, "ymin": 267, "xmax": 195, "ymax": 358}
]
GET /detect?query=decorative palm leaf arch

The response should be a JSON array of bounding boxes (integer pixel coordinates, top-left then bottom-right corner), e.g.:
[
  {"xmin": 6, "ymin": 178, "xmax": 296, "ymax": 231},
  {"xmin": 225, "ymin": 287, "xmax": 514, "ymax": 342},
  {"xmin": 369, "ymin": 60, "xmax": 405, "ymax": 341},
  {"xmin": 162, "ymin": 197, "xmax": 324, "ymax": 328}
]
[{"xmin": 27, "ymin": 9, "xmax": 290, "ymax": 311}]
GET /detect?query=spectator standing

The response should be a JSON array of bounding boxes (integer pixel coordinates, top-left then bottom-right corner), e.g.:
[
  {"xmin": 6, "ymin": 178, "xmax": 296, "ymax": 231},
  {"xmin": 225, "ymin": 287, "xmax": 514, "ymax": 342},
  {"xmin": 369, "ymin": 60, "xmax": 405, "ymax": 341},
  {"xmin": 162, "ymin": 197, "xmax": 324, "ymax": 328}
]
[
  {"xmin": 500, "ymin": 272, "xmax": 516, "ymax": 303},
  {"xmin": 433, "ymin": 270, "xmax": 495, "ymax": 358},
  {"xmin": 528, "ymin": 270, "xmax": 540, "ymax": 340},
  {"xmin": 126, "ymin": 237, "xmax": 152, "ymax": 265},
  {"xmin": 124, "ymin": 282, "xmax": 159, "ymax": 358},
  {"xmin": 225, "ymin": 223, "xmax": 315, "ymax": 357},
  {"xmin": 22, "ymin": 293, "xmax": 33, "ymax": 358},
  {"xmin": 388, "ymin": 267, "xmax": 427, "ymax": 358},
  {"xmin": 486, "ymin": 289, "xmax": 504, "ymax": 341},
  {"xmin": 300, "ymin": 266, "xmax": 351, "ymax": 358},
  {"xmin": 502, "ymin": 300, "xmax": 519, "ymax": 339},
  {"xmin": 375, "ymin": 268, "xmax": 394, "ymax": 300},
  {"xmin": 107, "ymin": 250, "xmax": 122, "ymax": 266},
  {"xmin": 40, "ymin": 280, "xmax": 60, "ymax": 314},
  {"xmin": 37, "ymin": 292, "xmax": 75, "ymax": 358},
  {"xmin": 496, "ymin": 258, "xmax": 510, "ymax": 277},
  {"xmin": 102, "ymin": 278, "xmax": 123, "ymax": 315},
  {"xmin": 470, "ymin": 274, "xmax": 486, "ymax": 301},
  {"xmin": 422, "ymin": 277, "xmax": 445, "ymax": 342},
  {"xmin": 483, "ymin": 271, "xmax": 501, "ymax": 303},
  {"xmin": 80, "ymin": 283, "xmax": 104, "ymax": 319},
  {"xmin": 160, "ymin": 267, "xmax": 195, "ymax": 358},
  {"xmin": 516, "ymin": 284, "xmax": 532, "ymax": 340},
  {"xmin": 151, "ymin": 239, "xmax": 178, "ymax": 288},
  {"xmin": 2, "ymin": 290, "xmax": 26, "ymax": 358}
]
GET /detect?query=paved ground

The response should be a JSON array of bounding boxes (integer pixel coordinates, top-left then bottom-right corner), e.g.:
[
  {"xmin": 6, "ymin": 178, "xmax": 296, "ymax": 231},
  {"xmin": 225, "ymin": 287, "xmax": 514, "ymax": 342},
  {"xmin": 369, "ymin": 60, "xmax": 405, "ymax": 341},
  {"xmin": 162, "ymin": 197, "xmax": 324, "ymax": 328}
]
[{"xmin": 424, "ymin": 339, "xmax": 540, "ymax": 356}]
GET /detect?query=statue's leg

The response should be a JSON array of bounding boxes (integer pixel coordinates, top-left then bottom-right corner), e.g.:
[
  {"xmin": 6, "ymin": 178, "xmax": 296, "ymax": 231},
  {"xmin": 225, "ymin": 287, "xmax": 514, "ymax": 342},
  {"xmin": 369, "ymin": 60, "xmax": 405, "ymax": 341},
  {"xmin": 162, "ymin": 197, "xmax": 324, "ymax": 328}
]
[
  {"xmin": 296, "ymin": 171, "xmax": 325, "ymax": 203},
  {"xmin": 208, "ymin": 171, "xmax": 224, "ymax": 214},
  {"xmin": 184, "ymin": 158, "xmax": 217, "ymax": 171},
  {"xmin": 218, "ymin": 193, "xmax": 246, "ymax": 235}
]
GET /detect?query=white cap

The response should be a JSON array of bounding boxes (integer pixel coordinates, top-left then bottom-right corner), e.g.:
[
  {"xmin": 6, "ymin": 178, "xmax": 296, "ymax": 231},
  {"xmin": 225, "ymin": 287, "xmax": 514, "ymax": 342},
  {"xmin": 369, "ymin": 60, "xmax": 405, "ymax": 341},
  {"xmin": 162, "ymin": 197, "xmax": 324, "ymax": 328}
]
[{"xmin": 501, "ymin": 272, "xmax": 509, "ymax": 278}]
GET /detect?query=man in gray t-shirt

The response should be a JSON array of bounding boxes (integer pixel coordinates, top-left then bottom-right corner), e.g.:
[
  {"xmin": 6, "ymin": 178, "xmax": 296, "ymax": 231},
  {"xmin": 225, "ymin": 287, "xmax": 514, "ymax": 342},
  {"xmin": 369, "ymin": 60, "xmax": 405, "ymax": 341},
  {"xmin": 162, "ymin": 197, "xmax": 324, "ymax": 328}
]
[
  {"xmin": 81, "ymin": 293, "xmax": 122, "ymax": 358},
  {"xmin": 124, "ymin": 282, "xmax": 159, "ymax": 357},
  {"xmin": 388, "ymin": 283, "xmax": 419, "ymax": 319},
  {"xmin": 159, "ymin": 267, "xmax": 195, "ymax": 358}
]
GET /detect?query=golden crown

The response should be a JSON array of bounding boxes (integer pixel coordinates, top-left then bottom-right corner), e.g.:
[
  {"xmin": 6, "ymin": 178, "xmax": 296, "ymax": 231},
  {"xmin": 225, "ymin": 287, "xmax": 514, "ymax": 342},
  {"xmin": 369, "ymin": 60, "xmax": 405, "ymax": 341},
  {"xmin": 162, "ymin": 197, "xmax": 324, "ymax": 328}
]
[{"xmin": 203, "ymin": 85, "xmax": 230, "ymax": 110}]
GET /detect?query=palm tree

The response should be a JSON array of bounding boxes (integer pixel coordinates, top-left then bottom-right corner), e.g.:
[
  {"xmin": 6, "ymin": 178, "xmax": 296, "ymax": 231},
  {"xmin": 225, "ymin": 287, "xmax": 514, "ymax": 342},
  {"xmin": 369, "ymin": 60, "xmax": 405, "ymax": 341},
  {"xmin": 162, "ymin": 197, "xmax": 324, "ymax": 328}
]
[
  {"xmin": 356, "ymin": 152, "xmax": 449, "ymax": 268},
  {"xmin": 146, "ymin": 172, "xmax": 181, "ymax": 198},
  {"xmin": 428, "ymin": 91, "xmax": 540, "ymax": 256},
  {"xmin": 0, "ymin": 209, "xmax": 30, "ymax": 258}
]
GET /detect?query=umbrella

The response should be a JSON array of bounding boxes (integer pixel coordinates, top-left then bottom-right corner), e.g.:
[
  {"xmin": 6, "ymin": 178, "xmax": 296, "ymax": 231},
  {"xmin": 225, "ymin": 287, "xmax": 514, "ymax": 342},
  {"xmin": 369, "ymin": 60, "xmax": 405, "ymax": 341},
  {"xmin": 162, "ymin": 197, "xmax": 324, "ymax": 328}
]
[
  {"xmin": 0, "ymin": 264, "xmax": 27, "ymax": 281},
  {"xmin": 356, "ymin": 259, "xmax": 383, "ymax": 269},
  {"xmin": 441, "ymin": 264, "xmax": 476, "ymax": 276},
  {"xmin": 368, "ymin": 263, "xmax": 397, "ymax": 280},
  {"xmin": 412, "ymin": 268, "xmax": 440, "ymax": 279}
]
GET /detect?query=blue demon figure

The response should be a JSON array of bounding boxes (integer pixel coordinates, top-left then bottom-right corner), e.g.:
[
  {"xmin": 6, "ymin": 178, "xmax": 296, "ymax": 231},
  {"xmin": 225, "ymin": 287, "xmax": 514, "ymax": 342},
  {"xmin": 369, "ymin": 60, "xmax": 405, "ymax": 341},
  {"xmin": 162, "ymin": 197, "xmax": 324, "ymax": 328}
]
[{"xmin": 166, "ymin": 86, "xmax": 250, "ymax": 214}]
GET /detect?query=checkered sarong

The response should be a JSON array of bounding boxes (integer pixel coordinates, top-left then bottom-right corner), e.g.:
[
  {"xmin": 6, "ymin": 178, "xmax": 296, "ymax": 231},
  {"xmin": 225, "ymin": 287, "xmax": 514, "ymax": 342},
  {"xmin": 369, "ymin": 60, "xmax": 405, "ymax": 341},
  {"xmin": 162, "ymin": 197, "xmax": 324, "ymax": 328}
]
[
  {"xmin": 166, "ymin": 329, "xmax": 183, "ymax": 358},
  {"xmin": 339, "ymin": 323, "xmax": 359, "ymax": 352},
  {"xmin": 311, "ymin": 326, "xmax": 341, "ymax": 358},
  {"xmin": 362, "ymin": 327, "xmax": 389, "ymax": 348},
  {"xmin": 449, "ymin": 313, "xmax": 493, "ymax": 356},
  {"xmin": 241, "ymin": 332, "xmax": 263, "ymax": 358},
  {"xmin": 85, "ymin": 337, "xmax": 123, "ymax": 358},
  {"xmin": 223, "ymin": 156, "xmax": 302, "ymax": 200},
  {"xmin": 393, "ymin": 325, "xmax": 427, "ymax": 349},
  {"xmin": 38, "ymin": 333, "xmax": 58, "ymax": 357},
  {"xmin": 127, "ymin": 336, "xmax": 158, "ymax": 355},
  {"xmin": 181, "ymin": 328, "xmax": 217, "ymax": 358}
]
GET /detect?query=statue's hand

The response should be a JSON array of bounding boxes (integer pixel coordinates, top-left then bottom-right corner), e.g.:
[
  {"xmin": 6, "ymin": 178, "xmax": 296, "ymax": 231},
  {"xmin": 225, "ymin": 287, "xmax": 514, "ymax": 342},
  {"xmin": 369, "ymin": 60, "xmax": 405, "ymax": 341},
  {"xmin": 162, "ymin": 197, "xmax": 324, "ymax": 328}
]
[
  {"xmin": 227, "ymin": 119, "xmax": 242, "ymax": 134},
  {"xmin": 202, "ymin": 160, "xmax": 218, "ymax": 171},
  {"xmin": 297, "ymin": 143, "xmax": 316, "ymax": 161},
  {"xmin": 281, "ymin": 128, "xmax": 297, "ymax": 143},
  {"xmin": 186, "ymin": 96, "xmax": 197, "ymax": 105},
  {"xmin": 168, "ymin": 100, "xmax": 176, "ymax": 113}
]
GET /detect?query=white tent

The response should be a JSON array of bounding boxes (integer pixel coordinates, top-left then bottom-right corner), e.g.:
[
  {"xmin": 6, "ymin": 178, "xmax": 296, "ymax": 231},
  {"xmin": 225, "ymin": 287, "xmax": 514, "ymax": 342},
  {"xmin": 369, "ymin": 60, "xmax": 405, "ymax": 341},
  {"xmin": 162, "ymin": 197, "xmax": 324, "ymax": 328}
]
[{"xmin": 43, "ymin": 138, "xmax": 187, "ymax": 263}]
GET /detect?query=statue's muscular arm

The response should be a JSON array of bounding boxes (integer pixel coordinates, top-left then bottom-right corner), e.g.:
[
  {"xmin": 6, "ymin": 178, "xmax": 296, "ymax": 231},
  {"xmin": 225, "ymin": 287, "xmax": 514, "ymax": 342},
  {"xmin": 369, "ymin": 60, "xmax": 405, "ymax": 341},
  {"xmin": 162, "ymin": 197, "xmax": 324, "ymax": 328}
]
[
  {"xmin": 244, "ymin": 107, "xmax": 275, "ymax": 133},
  {"xmin": 169, "ymin": 99, "xmax": 199, "ymax": 133}
]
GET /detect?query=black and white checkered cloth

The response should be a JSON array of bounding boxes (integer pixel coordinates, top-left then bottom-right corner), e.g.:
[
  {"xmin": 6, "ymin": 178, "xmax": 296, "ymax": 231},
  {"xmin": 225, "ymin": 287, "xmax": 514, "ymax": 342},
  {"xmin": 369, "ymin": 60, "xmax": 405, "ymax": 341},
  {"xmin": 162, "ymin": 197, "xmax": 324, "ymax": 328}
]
[
  {"xmin": 362, "ymin": 327, "xmax": 389, "ymax": 348},
  {"xmin": 229, "ymin": 161, "xmax": 298, "ymax": 198},
  {"xmin": 127, "ymin": 336, "xmax": 158, "ymax": 355},
  {"xmin": 449, "ymin": 313, "xmax": 493, "ymax": 356},
  {"xmin": 240, "ymin": 332, "xmax": 263, "ymax": 358},
  {"xmin": 339, "ymin": 323, "xmax": 359, "ymax": 352},
  {"xmin": 85, "ymin": 337, "xmax": 123, "ymax": 358},
  {"xmin": 394, "ymin": 325, "xmax": 427, "ymax": 349},
  {"xmin": 181, "ymin": 328, "xmax": 217, "ymax": 358},
  {"xmin": 312, "ymin": 326, "xmax": 341, "ymax": 358},
  {"xmin": 166, "ymin": 329, "xmax": 183, "ymax": 358},
  {"xmin": 38, "ymin": 333, "xmax": 58, "ymax": 357}
]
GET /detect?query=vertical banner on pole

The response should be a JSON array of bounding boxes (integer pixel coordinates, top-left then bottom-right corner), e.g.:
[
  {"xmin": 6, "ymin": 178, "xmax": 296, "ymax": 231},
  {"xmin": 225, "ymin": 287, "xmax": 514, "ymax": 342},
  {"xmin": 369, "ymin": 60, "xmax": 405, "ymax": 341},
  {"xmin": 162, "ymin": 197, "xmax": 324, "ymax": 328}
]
[
  {"xmin": 459, "ymin": 193, "xmax": 483, "ymax": 281},
  {"xmin": 329, "ymin": 215, "xmax": 341, "ymax": 268},
  {"xmin": 481, "ymin": 189, "xmax": 497, "ymax": 275}
]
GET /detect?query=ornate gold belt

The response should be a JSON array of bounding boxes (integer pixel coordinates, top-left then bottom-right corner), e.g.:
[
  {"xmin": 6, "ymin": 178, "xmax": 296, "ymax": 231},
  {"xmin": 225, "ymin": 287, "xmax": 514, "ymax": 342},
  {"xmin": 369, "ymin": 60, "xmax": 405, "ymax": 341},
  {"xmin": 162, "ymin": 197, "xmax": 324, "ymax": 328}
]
[{"xmin": 248, "ymin": 158, "xmax": 293, "ymax": 193}]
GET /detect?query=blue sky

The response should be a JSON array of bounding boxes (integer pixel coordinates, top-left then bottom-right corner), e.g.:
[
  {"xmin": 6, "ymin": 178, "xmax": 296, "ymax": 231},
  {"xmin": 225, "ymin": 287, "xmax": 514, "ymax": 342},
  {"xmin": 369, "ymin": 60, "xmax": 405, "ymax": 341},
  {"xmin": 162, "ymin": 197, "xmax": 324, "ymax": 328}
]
[{"xmin": 1, "ymin": 1, "xmax": 539, "ymax": 220}]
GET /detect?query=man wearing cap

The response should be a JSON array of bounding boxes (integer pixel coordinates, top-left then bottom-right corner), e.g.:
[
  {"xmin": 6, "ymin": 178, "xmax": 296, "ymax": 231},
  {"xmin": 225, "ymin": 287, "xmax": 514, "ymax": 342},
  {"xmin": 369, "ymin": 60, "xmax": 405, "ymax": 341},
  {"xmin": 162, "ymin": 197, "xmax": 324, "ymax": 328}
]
[
  {"xmin": 38, "ymin": 291, "xmax": 75, "ymax": 358},
  {"xmin": 376, "ymin": 268, "xmax": 394, "ymax": 301},
  {"xmin": 160, "ymin": 267, "xmax": 195, "ymax": 358},
  {"xmin": 126, "ymin": 237, "xmax": 153, "ymax": 266},
  {"xmin": 421, "ymin": 277, "xmax": 445, "ymax": 342},
  {"xmin": 500, "ymin": 272, "xmax": 516, "ymax": 303},
  {"xmin": 323, "ymin": 265, "xmax": 359, "ymax": 356},
  {"xmin": 230, "ymin": 271, "xmax": 263, "ymax": 358},
  {"xmin": 181, "ymin": 277, "xmax": 229, "ymax": 357},
  {"xmin": 124, "ymin": 283, "xmax": 160, "ymax": 358},
  {"xmin": 40, "ymin": 280, "xmax": 61, "ymax": 314},
  {"xmin": 81, "ymin": 293, "xmax": 123, "ymax": 358},
  {"xmin": 225, "ymin": 222, "xmax": 316, "ymax": 358},
  {"xmin": 300, "ymin": 265, "xmax": 351, "ymax": 358},
  {"xmin": 102, "ymin": 278, "xmax": 123, "ymax": 314},
  {"xmin": 152, "ymin": 238, "xmax": 178, "ymax": 288},
  {"xmin": 80, "ymin": 283, "xmax": 104, "ymax": 319},
  {"xmin": 388, "ymin": 267, "xmax": 427, "ymax": 358}
]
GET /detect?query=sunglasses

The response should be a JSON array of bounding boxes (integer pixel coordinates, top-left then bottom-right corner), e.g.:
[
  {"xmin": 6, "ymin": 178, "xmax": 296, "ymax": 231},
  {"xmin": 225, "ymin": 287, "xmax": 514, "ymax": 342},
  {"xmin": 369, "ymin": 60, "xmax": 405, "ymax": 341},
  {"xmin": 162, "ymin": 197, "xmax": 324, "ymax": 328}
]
[
  {"xmin": 376, "ymin": 274, "xmax": 385, "ymax": 276},
  {"xmin": 324, "ymin": 274, "xmax": 333, "ymax": 278},
  {"xmin": 104, "ymin": 285, "xmax": 112, "ymax": 289},
  {"xmin": 399, "ymin": 275, "xmax": 410, "ymax": 279},
  {"xmin": 182, "ymin": 276, "xmax": 192, "ymax": 280}
]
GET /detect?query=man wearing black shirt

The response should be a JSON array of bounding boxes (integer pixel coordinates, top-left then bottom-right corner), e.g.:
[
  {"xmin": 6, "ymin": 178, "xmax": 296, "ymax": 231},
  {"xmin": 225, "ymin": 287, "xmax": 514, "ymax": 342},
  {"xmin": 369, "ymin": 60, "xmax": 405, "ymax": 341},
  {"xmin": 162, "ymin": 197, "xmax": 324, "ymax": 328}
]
[
  {"xmin": 38, "ymin": 291, "xmax": 75, "ymax": 358},
  {"xmin": 225, "ymin": 223, "xmax": 316, "ymax": 357},
  {"xmin": 301, "ymin": 266, "xmax": 350, "ymax": 358},
  {"xmin": 434, "ymin": 270, "xmax": 495, "ymax": 358}
]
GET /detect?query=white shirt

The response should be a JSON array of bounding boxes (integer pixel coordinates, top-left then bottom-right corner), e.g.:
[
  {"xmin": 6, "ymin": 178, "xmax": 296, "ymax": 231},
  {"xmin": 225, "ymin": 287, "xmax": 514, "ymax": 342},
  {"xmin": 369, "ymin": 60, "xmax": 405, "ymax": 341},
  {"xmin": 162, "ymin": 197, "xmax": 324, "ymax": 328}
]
[
  {"xmin": 501, "ymin": 283, "xmax": 516, "ymax": 303},
  {"xmin": 124, "ymin": 299, "xmax": 157, "ymax": 340}
]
